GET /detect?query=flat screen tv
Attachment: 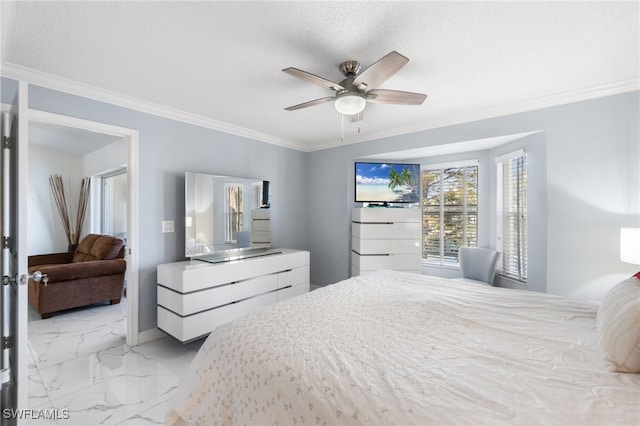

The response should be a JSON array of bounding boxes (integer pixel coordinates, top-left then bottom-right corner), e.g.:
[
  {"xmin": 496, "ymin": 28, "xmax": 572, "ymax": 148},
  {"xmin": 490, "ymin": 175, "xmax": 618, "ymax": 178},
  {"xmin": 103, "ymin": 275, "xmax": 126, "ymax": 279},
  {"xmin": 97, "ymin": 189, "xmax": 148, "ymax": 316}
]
[{"xmin": 355, "ymin": 162, "xmax": 420, "ymax": 204}]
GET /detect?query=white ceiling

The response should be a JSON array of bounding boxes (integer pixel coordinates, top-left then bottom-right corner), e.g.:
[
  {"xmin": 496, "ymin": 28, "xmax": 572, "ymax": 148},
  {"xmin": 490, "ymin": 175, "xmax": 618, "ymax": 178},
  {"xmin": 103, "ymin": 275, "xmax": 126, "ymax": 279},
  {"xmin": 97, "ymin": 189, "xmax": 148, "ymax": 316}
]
[
  {"xmin": 2, "ymin": 1, "xmax": 638, "ymax": 152},
  {"xmin": 29, "ymin": 121, "xmax": 122, "ymax": 156}
]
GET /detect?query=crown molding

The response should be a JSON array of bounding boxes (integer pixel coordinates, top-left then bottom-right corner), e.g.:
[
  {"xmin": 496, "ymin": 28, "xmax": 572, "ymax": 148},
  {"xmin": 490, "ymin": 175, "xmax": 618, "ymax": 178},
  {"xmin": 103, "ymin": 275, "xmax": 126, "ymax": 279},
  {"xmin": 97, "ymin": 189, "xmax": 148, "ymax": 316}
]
[
  {"xmin": 2, "ymin": 62, "xmax": 637, "ymax": 154},
  {"xmin": 311, "ymin": 78, "xmax": 640, "ymax": 152},
  {"xmin": 0, "ymin": 62, "xmax": 305, "ymax": 151}
]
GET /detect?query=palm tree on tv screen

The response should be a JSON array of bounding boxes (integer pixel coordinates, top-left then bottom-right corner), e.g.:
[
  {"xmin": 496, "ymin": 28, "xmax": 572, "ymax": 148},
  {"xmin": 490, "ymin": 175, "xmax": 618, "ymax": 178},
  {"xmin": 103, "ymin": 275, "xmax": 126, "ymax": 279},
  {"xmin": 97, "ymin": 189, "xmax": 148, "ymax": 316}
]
[
  {"xmin": 388, "ymin": 166, "xmax": 417, "ymax": 191},
  {"xmin": 401, "ymin": 167, "xmax": 416, "ymax": 190},
  {"xmin": 387, "ymin": 168, "xmax": 404, "ymax": 191}
]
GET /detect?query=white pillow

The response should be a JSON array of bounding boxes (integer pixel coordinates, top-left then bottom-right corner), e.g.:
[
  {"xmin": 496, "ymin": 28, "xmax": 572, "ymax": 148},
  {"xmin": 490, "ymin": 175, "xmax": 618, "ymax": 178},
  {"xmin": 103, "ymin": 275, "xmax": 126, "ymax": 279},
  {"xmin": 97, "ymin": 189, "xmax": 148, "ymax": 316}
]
[{"xmin": 596, "ymin": 273, "xmax": 640, "ymax": 373}]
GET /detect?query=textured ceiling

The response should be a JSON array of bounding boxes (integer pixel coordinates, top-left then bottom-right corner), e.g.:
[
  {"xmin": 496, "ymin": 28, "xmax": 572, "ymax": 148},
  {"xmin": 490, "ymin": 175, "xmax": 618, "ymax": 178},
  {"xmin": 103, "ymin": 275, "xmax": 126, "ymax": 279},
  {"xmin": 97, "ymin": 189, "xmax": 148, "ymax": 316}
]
[
  {"xmin": 29, "ymin": 121, "xmax": 122, "ymax": 156},
  {"xmin": 2, "ymin": 1, "xmax": 639, "ymax": 151}
]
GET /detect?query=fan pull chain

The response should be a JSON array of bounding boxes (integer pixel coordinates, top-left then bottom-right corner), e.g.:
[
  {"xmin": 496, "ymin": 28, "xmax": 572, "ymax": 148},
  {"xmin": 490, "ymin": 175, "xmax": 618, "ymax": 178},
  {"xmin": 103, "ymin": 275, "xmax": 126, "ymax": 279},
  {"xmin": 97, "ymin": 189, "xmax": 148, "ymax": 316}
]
[{"xmin": 341, "ymin": 113, "xmax": 344, "ymax": 143}]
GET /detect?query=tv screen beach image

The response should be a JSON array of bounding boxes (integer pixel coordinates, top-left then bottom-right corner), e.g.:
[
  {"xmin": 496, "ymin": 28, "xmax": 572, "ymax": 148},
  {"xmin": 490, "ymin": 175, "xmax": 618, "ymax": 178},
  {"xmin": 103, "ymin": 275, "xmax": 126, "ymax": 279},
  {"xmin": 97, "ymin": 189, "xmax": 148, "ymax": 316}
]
[{"xmin": 355, "ymin": 163, "xmax": 420, "ymax": 203}]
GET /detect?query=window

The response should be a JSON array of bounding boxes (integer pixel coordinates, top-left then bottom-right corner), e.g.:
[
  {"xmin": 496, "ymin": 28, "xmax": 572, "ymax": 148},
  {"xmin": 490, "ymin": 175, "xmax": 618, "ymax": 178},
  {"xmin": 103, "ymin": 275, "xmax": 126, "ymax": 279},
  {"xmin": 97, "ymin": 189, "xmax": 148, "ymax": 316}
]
[
  {"xmin": 421, "ymin": 162, "xmax": 478, "ymax": 265},
  {"xmin": 224, "ymin": 183, "xmax": 243, "ymax": 242},
  {"xmin": 101, "ymin": 169, "xmax": 128, "ymax": 242},
  {"xmin": 496, "ymin": 150, "xmax": 527, "ymax": 282}
]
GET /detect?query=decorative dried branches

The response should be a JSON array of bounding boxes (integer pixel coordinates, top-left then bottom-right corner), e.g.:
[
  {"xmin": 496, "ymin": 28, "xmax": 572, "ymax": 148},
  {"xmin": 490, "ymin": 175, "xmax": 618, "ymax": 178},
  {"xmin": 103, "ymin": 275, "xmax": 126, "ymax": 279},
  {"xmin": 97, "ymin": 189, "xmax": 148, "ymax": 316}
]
[
  {"xmin": 49, "ymin": 175, "xmax": 71, "ymax": 245},
  {"xmin": 75, "ymin": 177, "xmax": 91, "ymax": 245},
  {"xmin": 49, "ymin": 175, "xmax": 91, "ymax": 248}
]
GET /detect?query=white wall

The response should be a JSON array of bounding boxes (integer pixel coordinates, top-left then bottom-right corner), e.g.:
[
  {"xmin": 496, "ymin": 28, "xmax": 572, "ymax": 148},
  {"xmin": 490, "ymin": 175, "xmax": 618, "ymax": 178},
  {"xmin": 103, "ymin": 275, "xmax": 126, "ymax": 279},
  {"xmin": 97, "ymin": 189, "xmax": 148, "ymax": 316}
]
[
  {"xmin": 28, "ymin": 136, "xmax": 127, "ymax": 254},
  {"xmin": 27, "ymin": 145, "xmax": 83, "ymax": 254},
  {"xmin": 544, "ymin": 100, "xmax": 639, "ymax": 299}
]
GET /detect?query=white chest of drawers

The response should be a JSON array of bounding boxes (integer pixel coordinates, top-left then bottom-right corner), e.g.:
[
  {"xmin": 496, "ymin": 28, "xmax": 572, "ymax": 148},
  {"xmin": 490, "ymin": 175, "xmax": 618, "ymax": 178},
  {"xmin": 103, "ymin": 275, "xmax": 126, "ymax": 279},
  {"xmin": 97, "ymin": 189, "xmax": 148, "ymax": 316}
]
[
  {"xmin": 157, "ymin": 248, "xmax": 309, "ymax": 342},
  {"xmin": 351, "ymin": 208, "xmax": 421, "ymax": 276}
]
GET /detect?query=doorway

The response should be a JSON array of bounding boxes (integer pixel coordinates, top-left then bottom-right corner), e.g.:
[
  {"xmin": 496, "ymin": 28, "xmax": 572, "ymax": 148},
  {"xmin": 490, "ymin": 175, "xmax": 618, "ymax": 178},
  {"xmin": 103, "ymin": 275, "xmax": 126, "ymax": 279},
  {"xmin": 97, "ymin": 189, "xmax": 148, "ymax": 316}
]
[{"xmin": 26, "ymin": 109, "xmax": 139, "ymax": 346}]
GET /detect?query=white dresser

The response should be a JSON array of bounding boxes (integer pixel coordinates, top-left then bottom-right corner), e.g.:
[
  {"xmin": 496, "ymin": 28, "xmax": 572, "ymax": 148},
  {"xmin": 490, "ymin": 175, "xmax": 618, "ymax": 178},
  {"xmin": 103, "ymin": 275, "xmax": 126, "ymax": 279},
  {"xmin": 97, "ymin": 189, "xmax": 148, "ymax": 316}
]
[
  {"xmin": 351, "ymin": 207, "xmax": 421, "ymax": 276},
  {"xmin": 157, "ymin": 248, "xmax": 309, "ymax": 342}
]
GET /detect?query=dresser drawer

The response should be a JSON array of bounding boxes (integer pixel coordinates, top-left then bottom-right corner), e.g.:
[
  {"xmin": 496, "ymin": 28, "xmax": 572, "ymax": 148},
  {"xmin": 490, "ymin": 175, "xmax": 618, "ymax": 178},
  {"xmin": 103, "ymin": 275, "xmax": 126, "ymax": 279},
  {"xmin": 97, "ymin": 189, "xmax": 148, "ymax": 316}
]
[
  {"xmin": 277, "ymin": 266, "xmax": 309, "ymax": 289},
  {"xmin": 352, "ymin": 251, "xmax": 420, "ymax": 272},
  {"xmin": 352, "ymin": 236, "xmax": 420, "ymax": 255},
  {"xmin": 352, "ymin": 222, "xmax": 420, "ymax": 239},
  {"xmin": 277, "ymin": 282, "xmax": 309, "ymax": 301},
  {"xmin": 352, "ymin": 207, "xmax": 420, "ymax": 223},
  {"xmin": 158, "ymin": 273, "xmax": 278, "ymax": 316},
  {"xmin": 158, "ymin": 291, "xmax": 279, "ymax": 342}
]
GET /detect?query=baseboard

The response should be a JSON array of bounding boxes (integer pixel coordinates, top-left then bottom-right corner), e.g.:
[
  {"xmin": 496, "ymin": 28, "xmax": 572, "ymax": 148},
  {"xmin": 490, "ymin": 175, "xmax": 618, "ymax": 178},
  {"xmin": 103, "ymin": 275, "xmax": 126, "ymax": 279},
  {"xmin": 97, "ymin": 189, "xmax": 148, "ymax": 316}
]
[{"xmin": 136, "ymin": 327, "xmax": 166, "ymax": 345}]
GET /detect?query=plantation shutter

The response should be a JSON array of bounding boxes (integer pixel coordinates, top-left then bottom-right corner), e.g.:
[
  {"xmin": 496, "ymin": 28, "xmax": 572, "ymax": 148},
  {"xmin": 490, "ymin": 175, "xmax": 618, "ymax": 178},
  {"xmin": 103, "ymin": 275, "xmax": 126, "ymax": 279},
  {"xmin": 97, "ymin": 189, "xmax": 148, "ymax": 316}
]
[
  {"xmin": 496, "ymin": 150, "xmax": 527, "ymax": 282},
  {"xmin": 421, "ymin": 160, "xmax": 478, "ymax": 265}
]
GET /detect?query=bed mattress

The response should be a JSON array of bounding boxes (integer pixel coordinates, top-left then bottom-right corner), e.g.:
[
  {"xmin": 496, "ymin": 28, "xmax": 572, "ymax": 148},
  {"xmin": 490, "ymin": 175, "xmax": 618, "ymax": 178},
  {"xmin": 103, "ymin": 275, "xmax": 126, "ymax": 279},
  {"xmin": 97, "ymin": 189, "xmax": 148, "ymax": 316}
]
[{"xmin": 167, "ymin": 270, "xmax": 640, "ymax": 425}]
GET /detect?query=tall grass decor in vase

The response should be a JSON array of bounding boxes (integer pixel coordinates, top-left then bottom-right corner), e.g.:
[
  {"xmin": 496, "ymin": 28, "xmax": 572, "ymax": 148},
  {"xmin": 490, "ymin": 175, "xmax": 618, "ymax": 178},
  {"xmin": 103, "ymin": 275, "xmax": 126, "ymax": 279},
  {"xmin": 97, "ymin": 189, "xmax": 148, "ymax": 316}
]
[{"xmin": 49, "ymin": 174, "xmax": 91, "ymax": 252}]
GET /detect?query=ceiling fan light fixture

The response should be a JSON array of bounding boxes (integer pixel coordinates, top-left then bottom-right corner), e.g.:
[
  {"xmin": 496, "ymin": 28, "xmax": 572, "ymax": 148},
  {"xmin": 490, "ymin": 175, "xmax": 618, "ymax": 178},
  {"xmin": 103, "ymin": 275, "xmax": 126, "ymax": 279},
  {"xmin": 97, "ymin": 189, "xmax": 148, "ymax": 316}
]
[
  {"xmin": 283, "ymin": 51, "xmax": 426, "ymax": 121},
  {"xmin": 335, "ymin": 92, "xmax": 366, "ymax": 115}
]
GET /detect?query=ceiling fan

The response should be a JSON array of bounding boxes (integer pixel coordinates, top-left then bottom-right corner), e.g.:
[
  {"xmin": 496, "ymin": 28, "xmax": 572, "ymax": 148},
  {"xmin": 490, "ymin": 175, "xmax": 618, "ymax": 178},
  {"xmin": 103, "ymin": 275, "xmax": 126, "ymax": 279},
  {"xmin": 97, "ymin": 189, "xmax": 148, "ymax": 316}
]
[{"xmin": 282, "ymin": 51, "xmax": 427, "ymax": 123}]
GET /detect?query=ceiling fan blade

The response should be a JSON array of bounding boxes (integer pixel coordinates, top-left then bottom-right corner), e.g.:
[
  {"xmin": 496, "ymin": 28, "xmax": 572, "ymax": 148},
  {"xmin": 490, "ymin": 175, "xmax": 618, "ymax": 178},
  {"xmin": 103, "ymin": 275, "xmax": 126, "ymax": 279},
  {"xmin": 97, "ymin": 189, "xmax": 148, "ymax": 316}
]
[
  {"xmin": 346, "ymin": 111, "xmax": 364, "ymax": 123},
  {"xmin": 284, "ymin": 97, "xmax": 335, "ymax": 111},
  {"xmin": 282, "ymin": 67, "xmax": 344, "ymax": 91},
  {"xmin": 366, "ymin": 89, "xmax": 427, "ymax": 105},
  {"xmin": 352, "ymin": 51, "xmax": 409, "ymax": 90}
]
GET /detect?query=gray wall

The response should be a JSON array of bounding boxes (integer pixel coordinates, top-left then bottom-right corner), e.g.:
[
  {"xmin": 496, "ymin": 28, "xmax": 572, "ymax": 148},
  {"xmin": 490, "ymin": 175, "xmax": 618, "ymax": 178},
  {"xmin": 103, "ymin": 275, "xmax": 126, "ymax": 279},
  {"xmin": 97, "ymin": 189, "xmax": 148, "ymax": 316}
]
[
  {"xmin": 12, "ymin": 81, "xmax": 309, "ymax": 332},
  {"xmin": 308, "ymin": 92, "xmax": 639, "ymax": 300},
  {"xmin": 1, "ymin": 77, "xmax": 18, "ymax": 105}
]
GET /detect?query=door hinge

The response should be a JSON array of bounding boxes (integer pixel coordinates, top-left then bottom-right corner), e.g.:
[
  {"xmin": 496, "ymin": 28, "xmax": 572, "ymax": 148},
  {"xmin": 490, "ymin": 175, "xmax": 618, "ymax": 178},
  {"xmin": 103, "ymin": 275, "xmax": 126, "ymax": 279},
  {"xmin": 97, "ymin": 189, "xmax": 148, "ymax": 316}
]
[
  {"xmin": 2, "ymin": 236, "xmax": 12, "ymax": 250},
  {"xmin": 2, "ymin": 135, "xmax": 12, "ymax": 149},
  {"xmin": 2, "ymin": 336, "xmax": 13, "ymax": 350}
]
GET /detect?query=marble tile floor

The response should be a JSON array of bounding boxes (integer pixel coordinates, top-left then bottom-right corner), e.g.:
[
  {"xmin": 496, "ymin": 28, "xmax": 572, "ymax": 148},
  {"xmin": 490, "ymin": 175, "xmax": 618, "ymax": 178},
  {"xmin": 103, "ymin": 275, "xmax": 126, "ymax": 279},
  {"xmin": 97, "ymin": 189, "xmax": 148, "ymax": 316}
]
[{"xmin": 26, "ymin": 299, "xmax": 204, "ymax": 425}]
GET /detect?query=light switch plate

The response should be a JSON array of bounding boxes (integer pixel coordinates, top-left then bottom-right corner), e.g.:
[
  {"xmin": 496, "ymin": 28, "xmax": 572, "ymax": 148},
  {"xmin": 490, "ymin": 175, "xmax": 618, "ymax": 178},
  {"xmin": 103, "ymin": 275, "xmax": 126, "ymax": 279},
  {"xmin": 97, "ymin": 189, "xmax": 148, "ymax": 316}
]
[{"xmin": 162, "ymin": 220, "xmax": 174, "ymax": 233}]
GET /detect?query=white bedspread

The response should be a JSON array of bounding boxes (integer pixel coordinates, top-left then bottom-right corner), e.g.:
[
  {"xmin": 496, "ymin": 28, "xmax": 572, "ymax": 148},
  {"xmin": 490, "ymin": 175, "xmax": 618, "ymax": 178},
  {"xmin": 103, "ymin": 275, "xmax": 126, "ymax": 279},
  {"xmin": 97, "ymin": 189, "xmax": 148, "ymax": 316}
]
[{"xmin": 166, "ymin": 270, "xmax": 640, "ymax": 425}]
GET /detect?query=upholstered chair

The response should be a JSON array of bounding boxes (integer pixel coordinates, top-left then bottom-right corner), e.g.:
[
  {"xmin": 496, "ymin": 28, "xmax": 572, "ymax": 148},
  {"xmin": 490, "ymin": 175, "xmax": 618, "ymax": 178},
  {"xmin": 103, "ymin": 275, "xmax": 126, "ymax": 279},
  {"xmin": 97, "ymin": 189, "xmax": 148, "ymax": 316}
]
[
  {"xmin": 28, "ymin": 234, "xmax": 126, "ymax": 319},
  {"xmin": 455, "ymin": 247, "xmax": 501, "ymax": 286}
]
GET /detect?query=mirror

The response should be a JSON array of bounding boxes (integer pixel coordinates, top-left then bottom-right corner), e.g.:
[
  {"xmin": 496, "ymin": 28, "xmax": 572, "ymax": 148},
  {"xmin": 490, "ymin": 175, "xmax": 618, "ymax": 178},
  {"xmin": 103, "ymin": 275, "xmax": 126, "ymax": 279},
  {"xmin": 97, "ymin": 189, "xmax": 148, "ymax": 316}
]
[{"xmin": 185, "ymin": 172, "xmax": 271, "ymax": 257}]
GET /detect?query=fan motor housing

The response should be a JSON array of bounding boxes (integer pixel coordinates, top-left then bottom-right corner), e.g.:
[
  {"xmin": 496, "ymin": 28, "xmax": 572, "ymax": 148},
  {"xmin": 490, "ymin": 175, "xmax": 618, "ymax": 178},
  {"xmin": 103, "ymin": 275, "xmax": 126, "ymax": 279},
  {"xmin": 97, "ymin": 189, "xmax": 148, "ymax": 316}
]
[{"xmin": 339, "ymin": 60, "xmax": 361, "ymax": 77}]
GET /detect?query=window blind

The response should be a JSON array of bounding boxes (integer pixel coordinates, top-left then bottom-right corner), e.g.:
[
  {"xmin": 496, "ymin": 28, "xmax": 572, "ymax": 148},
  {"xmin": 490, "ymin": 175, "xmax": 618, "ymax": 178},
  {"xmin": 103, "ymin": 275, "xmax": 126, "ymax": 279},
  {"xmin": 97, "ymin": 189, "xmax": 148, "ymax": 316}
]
[{"xmin": 496, "ymin": 152, "xmax": 527, "ymax": 282}]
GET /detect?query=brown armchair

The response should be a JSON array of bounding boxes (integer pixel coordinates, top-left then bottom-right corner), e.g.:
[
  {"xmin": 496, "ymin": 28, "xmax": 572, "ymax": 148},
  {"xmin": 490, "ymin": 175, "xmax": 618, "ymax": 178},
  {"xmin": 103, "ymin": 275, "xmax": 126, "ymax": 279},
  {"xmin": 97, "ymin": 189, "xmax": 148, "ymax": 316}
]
[{"xmin": 28, "ymin": 234, "xmax": 127, "ymax": 319}]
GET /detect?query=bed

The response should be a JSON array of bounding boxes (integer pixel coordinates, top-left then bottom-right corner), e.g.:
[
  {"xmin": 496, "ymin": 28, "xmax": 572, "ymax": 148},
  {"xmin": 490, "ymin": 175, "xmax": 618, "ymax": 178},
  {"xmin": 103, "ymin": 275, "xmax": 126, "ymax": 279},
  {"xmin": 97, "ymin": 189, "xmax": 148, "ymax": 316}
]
[{"xmin": 166, "ymin": 270, "xmax": 640, "ymax": 425}]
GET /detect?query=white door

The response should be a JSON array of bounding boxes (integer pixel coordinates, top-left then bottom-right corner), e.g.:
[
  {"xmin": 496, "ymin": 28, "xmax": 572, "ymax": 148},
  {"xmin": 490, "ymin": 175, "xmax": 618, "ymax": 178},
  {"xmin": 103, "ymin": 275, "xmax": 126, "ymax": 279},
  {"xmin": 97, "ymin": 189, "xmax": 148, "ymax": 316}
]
[
  {"xmin": 0, "ymin": 107, "xmax": 19, "ymax": 424},
  {"xmin": 0, "ymin": 82, "xmax": 29, "ymax": 425}
]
